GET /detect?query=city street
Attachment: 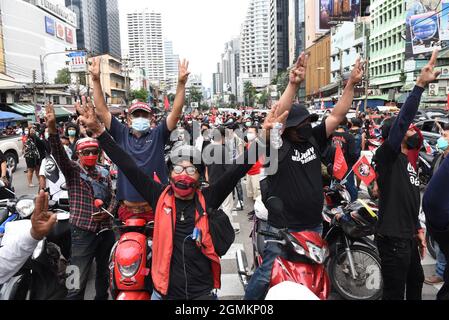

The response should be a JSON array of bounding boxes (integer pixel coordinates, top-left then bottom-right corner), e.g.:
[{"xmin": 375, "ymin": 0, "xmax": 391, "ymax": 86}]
[{"xmin": 10, "ymin": 157, "xmax": 442, "ymax": 300}]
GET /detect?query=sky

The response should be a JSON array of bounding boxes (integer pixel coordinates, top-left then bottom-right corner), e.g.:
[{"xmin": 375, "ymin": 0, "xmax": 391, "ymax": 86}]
[{"xmin": 118, "ymin": 0, "xmax": 251, "ymax": 90}]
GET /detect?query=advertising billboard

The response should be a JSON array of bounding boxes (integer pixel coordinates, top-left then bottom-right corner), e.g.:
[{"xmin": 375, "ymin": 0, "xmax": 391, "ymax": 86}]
[
  {"xmin": 66, "ymin": 27, "xmax": 74, "ymax": 44},
  {"xmin": 406, "ymin": 0, "xmax": 444, "ymax": 59},
  {"xmin": 56, "ymin": 21, "xmax": 65, "ymax": 40},
  {"xmin": 45, "ymin": 16, "xmax": 55, "ymax": 36},
  {"xmin": 318, "ymin": 0, "xmax": 361, "ymax": 31},
  {"xmin": 68, "ymin": 51, "xmax": 88, "ymax": 73}
]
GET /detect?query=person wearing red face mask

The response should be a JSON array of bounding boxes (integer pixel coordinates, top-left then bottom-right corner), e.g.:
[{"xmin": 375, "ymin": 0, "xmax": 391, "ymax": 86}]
[
  {"xmin": 45, "ymin": 102, "xmax": 116, "ymax": 301},
  {"xmin": 77, "ymin": 98, "xmax": 287, "ymax": 300}
]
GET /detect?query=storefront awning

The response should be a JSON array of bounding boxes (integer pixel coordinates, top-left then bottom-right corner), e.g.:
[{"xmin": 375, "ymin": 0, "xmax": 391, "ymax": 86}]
[
  {"xmin": 0, "ymin": 111, "xmax": 26, "ymax": 122},
  {"xmin": 9, "ymin": 103, "xmax": 35, "ymax": 115}
]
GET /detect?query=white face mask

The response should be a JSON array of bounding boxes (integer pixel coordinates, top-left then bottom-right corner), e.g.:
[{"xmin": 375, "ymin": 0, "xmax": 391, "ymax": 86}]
[{"xmin": 247, "ymin": 133, "xmax": 257, "ymax": 141}]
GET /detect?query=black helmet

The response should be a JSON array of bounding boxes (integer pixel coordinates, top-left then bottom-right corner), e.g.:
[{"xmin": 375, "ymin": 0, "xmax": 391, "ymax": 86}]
[
  {"xmin": 340, "ymin": 199, "xmax": 378, "ymax": 238},
  {"xmin": 167, "ymin": 144, "xmax": 204, "ymax": 177}
]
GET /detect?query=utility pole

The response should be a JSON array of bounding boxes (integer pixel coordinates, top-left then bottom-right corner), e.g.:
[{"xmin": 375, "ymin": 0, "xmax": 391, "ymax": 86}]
[
  {"xmin": 363, "ymin": 22, "xmax": 370, "ymax": 112},
  {"xmin": 338, "ymin": 48, "xmax": 343, "ymax": 98},
  {"xmin": 32, "ymin": 70, "xmax": 38, "ymax": 121}
]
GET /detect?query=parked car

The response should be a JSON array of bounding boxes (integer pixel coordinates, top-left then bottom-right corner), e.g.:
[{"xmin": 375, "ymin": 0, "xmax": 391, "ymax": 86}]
[
  {"xmin": 414, "ymin": 109, "xmax": 448, "ymax": 123},
  {"xmin": 0, "ymin": 134, "xmax": 23, "ymax": 172},
  {"xmin": 415, "ymin": 119, "xmax": 449, "ymax": 146}
]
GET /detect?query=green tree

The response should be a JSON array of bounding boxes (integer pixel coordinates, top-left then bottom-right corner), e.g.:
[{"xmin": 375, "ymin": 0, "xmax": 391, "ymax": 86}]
[
  {"xmin": 243, "ymin": 81, "xmax": 257, "ymax": 106},
  {"xmin": 129, "ymin": 88, "xmax": 149, "ymax": 102},
  {"xmin": 189, "ymin": 87, "xmax": 203, "ymax": 104},
  {"xmin": 228, "ymin": 94, "xmax": 237, "ymax": 108},
  {"xmin": 54, "ymin": 68, "xmax": 71, "ymax": 84},
  {"xmin": 257, "ymin": 91, "xmax": 269, "ymax": 108},
  {"xmin": 275, "ymin": 71, "xmax": 289, "ymax": 95}
]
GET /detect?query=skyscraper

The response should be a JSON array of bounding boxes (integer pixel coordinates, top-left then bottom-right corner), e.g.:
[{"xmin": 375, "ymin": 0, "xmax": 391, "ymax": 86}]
[
  {"xmin": 270, "ymin": 0, "xmax": 290, "ymax": 79},
  {"xmin": 127, "ymin": 9, "xmax": 165, "ymax": 86},
  {"xmin": 65, "ymin": 0, "xmax": 121, "ymax": 58},
  {"xmin": 288, "ymin": 0, "xmax": 305, "ymax": 66},
  {"xmin": 239, "ymin": 0, "xmax": 271, "ymax": 96},
  {"xmin": 221, "ymin": 38, "xmax": 240, "ymax": 97},
  {"xmin": 164, "ymin": 40, "xmax": 179, "ymax": 93}
]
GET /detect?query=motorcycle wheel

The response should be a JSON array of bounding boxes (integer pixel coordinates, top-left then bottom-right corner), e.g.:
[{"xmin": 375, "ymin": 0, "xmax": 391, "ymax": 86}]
[
  {"xmin": 426, "ymin": 232, "xmax": 437, "ymax": 260},
  {"xmin": 328, "ymin": 245, "xmax": 383, "ymax": 300}
]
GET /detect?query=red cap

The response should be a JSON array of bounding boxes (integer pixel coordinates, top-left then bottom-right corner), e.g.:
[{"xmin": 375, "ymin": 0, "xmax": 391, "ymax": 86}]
[
  {"xmin": 128, "ymin": 102, "xmax": 152, "ymax": 115},
  {"xmin": 76, "ymin": 138, "xmax": 99, "ymax": 152}
]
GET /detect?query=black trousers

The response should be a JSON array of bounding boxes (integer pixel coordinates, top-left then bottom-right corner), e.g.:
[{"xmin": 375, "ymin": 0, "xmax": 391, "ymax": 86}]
[
  {"xmin": 377, "ymin": 235, "xmax": 424, "ymax": 300},
  {"xmin": 430, "ymin": 229, "xmax": 449, "ymax": 300}
]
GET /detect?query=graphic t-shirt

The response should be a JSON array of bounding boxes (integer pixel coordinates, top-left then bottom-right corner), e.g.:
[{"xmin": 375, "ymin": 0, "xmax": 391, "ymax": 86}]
[{"xmin": 39, "ymin": 156, "xmax": 67, "ymax": 201}]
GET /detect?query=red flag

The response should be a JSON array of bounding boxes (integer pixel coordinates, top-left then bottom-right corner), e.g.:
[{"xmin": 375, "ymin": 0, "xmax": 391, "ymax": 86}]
[
  {"xmin": 352, "ymin": 156, "xmax": 377, "ymax": 186},
  {"xmin": 153, "ymin": 172, "xmax": 161, "ymax": 184},
  {"xmin": 164, "ymin": 96, "xmax": 170, "ymax": 111},
  {"xmin": 333, "ymin": 144, "xmax": 348, "ymax": 181}
]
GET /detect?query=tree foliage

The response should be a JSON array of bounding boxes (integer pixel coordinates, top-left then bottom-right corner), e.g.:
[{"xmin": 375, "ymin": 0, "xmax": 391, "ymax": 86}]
[
  {"xmin": 54, "ymin": 68, "xmax": 71, "ymax": 84},
  {"xmin": 129, "ymin": 88, "xmax": 149, "ymax": 102}
]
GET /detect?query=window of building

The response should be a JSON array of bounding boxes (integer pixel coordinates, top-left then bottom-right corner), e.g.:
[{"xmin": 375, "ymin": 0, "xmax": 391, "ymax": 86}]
[{"xmin": 53, "ymin": 96, "xmax": 60, "ymax": 105}]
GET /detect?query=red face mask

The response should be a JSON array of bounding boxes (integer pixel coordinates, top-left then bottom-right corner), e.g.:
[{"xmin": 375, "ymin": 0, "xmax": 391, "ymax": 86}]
[
  {"xmin": 171, "ymin": 175, "xmax": 198, "ymax": 197},
  {"xmin": 80, "ymin": 155, "xmax": 98, "ymax": 167}
]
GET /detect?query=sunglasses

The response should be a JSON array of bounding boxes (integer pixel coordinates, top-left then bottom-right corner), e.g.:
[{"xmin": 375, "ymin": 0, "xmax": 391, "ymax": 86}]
[
  {"xmin": 79, "ymin": 149, "xmax": 99, "ymax": 156},
  {"xmin": 172, "ymin": 165, "xmax": 197, "ymax": 176}
]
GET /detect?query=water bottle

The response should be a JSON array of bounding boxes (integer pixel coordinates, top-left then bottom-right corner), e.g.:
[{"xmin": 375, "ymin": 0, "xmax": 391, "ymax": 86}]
[{"xmin": 271, "ymin": 122, "xmax": 283, "ymax": 150}]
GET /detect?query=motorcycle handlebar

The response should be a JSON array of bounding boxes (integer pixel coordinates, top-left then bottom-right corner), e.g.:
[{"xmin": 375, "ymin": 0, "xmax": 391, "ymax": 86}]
[{"xmin": 258, "ymin": 230, "xmax": 283, "ymax": 240}]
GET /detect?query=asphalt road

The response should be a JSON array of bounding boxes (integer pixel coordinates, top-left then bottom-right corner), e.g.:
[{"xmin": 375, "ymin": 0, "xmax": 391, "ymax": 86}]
[{"xmin": 11, "ymin": 157, "xmax": 442, "ymax": 300}]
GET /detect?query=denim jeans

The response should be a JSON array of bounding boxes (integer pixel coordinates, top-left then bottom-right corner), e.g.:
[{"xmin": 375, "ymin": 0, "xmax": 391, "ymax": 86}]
[
  {"xmin": 435, "ymin": 243, "xmax": 447, "ymax": 279},
  {"xmin": 244, "ymin": 223, "xmax": 323, "ymax": 300},
  {"xmin": 376, "ymin": 235, "xmax": 424, "ymax": 300},
  {"xmin": 344, "ymin": 172, "xmax": 358, "ymax": 202},
  {"xmin": 66, "ymin": 225, "xmax": 115, "ymax": 300}
]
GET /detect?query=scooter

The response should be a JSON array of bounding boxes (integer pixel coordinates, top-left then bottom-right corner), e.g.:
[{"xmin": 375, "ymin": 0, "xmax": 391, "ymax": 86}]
[
  {"xmin": 108, "ymin": 203, "xmax": 154, "ymax": 300},
  {"xmin": 322, "ymin": 182, "xmax": 383, "ymax": 300},
  {"xmin": 236, "ymin": 196, "xmax": 330, "ymax": 300}
]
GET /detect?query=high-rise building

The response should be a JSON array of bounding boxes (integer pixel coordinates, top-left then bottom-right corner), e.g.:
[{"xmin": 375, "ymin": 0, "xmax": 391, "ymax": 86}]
[
  {"xmin": 239, "ymin": 0, "xmax": 271, "ymax": 98},
  {"xmin": 127, "ymin": 9, "xmax": 165, "ymax": 87},
  {"xmin": 288, "ymin": 0, "xmax": 305, "ymax": 66},
  {"xmin": 270, "ymin": 0, "xmax": 289, "ymax": 79},
  {"xmin": 65, "ymin": 0, "xmax": 121, "ymax": 58},
  {"xmin": 221, "ymin": 38, "xmax": 240, "ymax": 97},
  {"xmin": 213, "ymin": 63, "xmax": 223, "ymax": 96},
  {"xmin": 164, "ymin": 40, "xmax": 179, "ymax": 93},
  {"xmin": 369, "ymin": 0, "xmax": 405, "ymax": 94}
]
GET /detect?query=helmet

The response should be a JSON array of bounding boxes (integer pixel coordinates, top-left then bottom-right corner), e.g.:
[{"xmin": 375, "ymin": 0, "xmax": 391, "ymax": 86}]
[
  {"xmin": 75, "ymin": 137, "xmax": 99, "ymax": 152},
  {"xmin": 167, "ymin": 144, "xmax": 204, "ymax": 176},
  {"xmin": 340, "ymin": 199, "xmax": 378, "ymax": 238}
]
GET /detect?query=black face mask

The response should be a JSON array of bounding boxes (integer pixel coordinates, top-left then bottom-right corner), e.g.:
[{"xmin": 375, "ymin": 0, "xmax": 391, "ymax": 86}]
[
  {"xmin": 406, "ymin": 133, "xmax": 420, "ymax": 150},
  {"xmin": 296, "ymin": 124, "xmax": 313, "ymax": 141}
]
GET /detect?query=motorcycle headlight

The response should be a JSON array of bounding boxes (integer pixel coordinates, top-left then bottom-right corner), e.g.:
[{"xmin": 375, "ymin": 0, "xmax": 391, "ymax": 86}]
[
  {"xmin": 306, "ymin": 242, "xmax": 328, "ymax": 264},
  {"xmin": 118, "ymin": 257, "xmax": 141, "ymax": 278},
  {"xmin": 291, "ymin": 241, "xmax": 306, "ymax": 256},
  {"xmin": 16, "ymin": 199, "xmax": 35, "ymax": 218},
  {"xmin": 32, "ymin": 240, "xmax": 44, "ymax": 260}
]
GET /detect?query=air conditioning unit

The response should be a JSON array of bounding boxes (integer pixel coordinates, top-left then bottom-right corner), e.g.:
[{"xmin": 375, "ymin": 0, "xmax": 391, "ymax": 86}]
[
  {"xmin": 429, "ymin": 83, "xmax": 439, "ymax": 96},
  {"xmin": 441, "ymin": 67, "xmax": 449, "ymax": 78}
]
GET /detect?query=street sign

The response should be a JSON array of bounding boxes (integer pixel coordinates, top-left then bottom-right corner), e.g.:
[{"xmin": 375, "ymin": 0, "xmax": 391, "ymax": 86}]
[{"xmin": 67, "ymin": 51, "xmax": 87, "ymax": 73}]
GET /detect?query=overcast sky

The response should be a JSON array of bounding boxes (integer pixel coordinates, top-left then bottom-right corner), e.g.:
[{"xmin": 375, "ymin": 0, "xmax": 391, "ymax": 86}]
[{"xmin": 118, "ymin": 0, "xmax": 251, "ymax": 90}]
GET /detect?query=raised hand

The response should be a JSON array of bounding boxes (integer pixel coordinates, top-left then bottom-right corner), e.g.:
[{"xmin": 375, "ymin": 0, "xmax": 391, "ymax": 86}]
[
  {"xmin": 348, "ymin": 57, "xmax": 365, "ymax": 86},
  {"xmin": 417, "ymin": 49, "xmax": 441, "ymax": 88},
  {"xmin": 178, "ymin": 59, "xmax": 191, "ymax": 85},
  {"xmin": 77, "ymin": 96, "xmax": 104, "ymax": 137},
  {"xmin": 289, "ymin": 52, "xmax": 308, "ymax": 86},
  {"xmin": 45, "ymin": 102, "xmax": 57, "ymax": 134},
  {"xmin": 89, "ymin": 57, "xmax": 101, "ymax": 82},
  {"xmin": 30, "ymin": 190, "xmax": 57, "ymax": 241},
  {"xmin": 263, "ymin": 104, "xmax": 289, "ymax": 131}
]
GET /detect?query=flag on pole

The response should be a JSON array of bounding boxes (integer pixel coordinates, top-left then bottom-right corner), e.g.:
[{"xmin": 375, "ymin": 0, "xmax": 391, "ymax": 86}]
[
  {"xmin": 352, "ymin": 156, "xmax": 377, "ymax": 186},
  {"xmin": 164, "ymin": 96, "xmax": 170, "ymax": 111},
  {"xmin": 333, "ymin": 144, "xmax": 348, "ymax": 181}
]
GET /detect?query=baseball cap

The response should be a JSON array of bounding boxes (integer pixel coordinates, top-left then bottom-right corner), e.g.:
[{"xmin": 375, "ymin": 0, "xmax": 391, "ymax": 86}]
[
  {"xmin": 128, "ymin": 102, "xmax": 153, "ymax": 115},
  {"xmin": 285, "ymin": 103, "xmax": 319, "ymax": 128}
]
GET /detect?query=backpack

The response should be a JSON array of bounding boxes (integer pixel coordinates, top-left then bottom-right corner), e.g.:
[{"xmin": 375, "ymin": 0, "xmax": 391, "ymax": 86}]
[
  {"xmin": 351, "ymin": 129, "xmax": 363, "ymax": 158},
  {"xmin": 79, "ymin": 165, "xmax": 112, "ymax": 209}
]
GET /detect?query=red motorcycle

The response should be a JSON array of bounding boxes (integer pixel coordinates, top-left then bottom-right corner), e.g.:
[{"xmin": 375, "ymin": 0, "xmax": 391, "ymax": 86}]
[
  {"xmin": 236, "ymin": 197, "xmax": 330, "ymax": 300},
  {"xmin": 100, "ymin": 199, "xmax": 154, "ymax": 300}
]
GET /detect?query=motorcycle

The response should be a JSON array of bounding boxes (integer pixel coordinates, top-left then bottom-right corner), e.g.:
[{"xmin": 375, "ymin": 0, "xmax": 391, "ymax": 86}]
[
  {"xmin": 236, "ymin": 196, "xmax": 330, "ymax": 300},
  {"xmin": 108, "ymin": 202, "xmax": 154, "ymax": 300},
  {"xmin": 0, "ymin": 194, "xmax": 71, "ymax": 300},
  {"xmin": 322, "ymin": 182, "xmax": 383, "ymax": 300}
]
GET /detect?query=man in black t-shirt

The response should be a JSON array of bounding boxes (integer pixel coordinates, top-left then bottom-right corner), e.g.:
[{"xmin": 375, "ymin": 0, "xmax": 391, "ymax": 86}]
[
  {"xmin": 374, "ymin": 50, "xmax": 440, "ymax": 300},
  {"xmin": 244, "ymin": 54, "xmax": 365, "ymax": 300}
]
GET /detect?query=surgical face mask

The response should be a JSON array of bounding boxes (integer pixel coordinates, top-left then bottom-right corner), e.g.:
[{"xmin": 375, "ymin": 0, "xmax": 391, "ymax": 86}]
[
  {"xmin": 24, "ymin": 130, "xmax": 29, "ymax": 135},
  {"xmin": 296, "ymin": 123, "xmax": 313, "ymax": 141},
  {"xmin": 406, "ymin": 133, "xmax": 420, "ymax": 150},
  {"xmin": 437, "ymin": 137, "xmax": 449, "ymax": 152},
  {"xmin": 245, "ymin": 122, "xmax": 252, "ymax": 127},
  {"xmin": 68, "ymin": 130, "xmax": 76, "ymax": 137},
  {"xmin": 131, "ymin": 117, "xmax": 151, "ymax": 132},
  {"xmin": 247, "ymin": 132, "xmax": 257, "ymax": 142}
]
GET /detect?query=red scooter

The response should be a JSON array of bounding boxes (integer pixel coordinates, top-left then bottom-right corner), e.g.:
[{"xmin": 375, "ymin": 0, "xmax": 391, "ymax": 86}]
[
  {"xmin": 236, "ymin": 197, "xmax": 330, "ymax": 300},
  {"xmin": 93, "ymin": 200, "xmax": 154, "ymax": 300}
]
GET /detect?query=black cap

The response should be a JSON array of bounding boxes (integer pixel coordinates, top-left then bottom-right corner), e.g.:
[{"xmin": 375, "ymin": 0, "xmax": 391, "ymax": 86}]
[{"xmin": 285, "ymin": 103, "xmax": 319, "ymax": 128}]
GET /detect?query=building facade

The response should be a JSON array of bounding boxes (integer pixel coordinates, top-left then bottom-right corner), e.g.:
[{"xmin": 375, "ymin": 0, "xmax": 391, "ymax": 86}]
[
  {"xmin": 270, "ymin": 0, "xmax": 290, "ymax": 79},
  {"xmin": 221, "ymin": 38, "xmax": 240, "ymax": 97},
  {"xmin": 127, "ymin": 10, "xmax": 165, "ymax": 88},
  {"xmin": 305, "ymin": 34, "xmax": 330, "ymax": 99},
  {"xmin": 1, "ymin": 0, "xmax": 77, "ymax": 83},
  {"xmin": 288, "ymin": 0, "xmax": 305, "ymax": 66},
  {"xmin": 369, "ymin": 0, "xmax": 405, "ymax": 94},
  {"xmin": 65, "ymin": 0, "xmax": 121, "ymax": 58},
  {"xmin": 239, "ymin": 0, "xmax": 271, "ymax": 94},
  {"xmin": 164, "ymin": 40, "xmax": 179, "ymax": 94}
]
